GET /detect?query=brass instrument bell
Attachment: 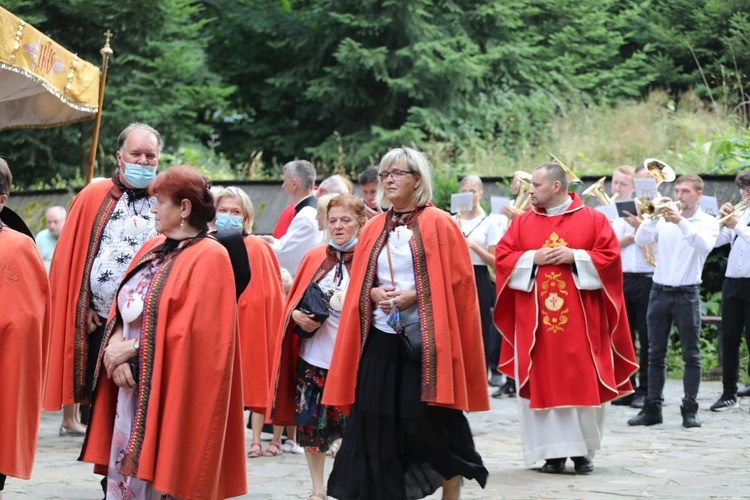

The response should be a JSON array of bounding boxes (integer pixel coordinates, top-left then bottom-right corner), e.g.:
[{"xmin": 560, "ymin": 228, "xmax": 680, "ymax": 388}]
[
  {"xmin": 582, "ymin": 176, "xmax": 612, "ymax": 205},
  {"xmin": 549, "ymin": 153, "xmax": 581, "ymax": 189},
  {"xmin": 643, "ymin": 158, "xmax": 676, "ymax": 183},
  {"xmin": 717, "ymin": 200, "xmax": 747, "ymax": 225}
]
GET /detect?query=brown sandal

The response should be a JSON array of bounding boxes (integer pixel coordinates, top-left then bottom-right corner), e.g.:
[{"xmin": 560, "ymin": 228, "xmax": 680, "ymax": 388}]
[
  {"xmin": 262, "ymin": 440, "xmax": 283, "ymax": 457},
  {"xmin": 248, "ymin": 441, "xmax": 263, "ymax": 458}
]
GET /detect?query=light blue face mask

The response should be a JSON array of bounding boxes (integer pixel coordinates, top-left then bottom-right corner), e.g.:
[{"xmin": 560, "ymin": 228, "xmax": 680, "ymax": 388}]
[
  {"xmin": 123, "ymin": 163, "xmax": 156, "ymax": 189},
  {"xmin": 215, "ymin": 213, "xmax": 244, "ymax": 234},
  {"xmin": 329, "ymin": 236, "xmax": 358, "ymax": 252}
]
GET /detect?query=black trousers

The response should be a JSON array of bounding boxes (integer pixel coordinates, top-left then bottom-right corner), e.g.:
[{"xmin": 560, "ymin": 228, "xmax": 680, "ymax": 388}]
[
  {"xmin": 623, "ymin": 274, "xmax": 652, "ymax": 393},
  {"xmin": 721, "ymin": 278, "xmax": 750, "ymax": 396},
  {"xmin": 474, "ymin": 266, "xmax": 501, "ymax": 374},
  {"xmin": 80, "ymin": 315, "xmax": 107, "ymax": 425}
]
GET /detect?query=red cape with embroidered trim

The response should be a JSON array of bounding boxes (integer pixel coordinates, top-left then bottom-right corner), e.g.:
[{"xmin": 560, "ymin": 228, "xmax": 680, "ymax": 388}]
[
  {"xmin": 493, "ymin": 194, "xmax": 638, "ymax": 409},
  {"xmin": 322, "ymin": 207, "xmax": 490, "ymax": 412},
  {"xmin": 79, "ymin": 236, "xmax": 247, "ymax": 500},
  {"xmin": 43, "ymin": 178, "xmax": 114, "ymax": 409},
  {"xmin": 267, "ymin": 244, "xmax": 330, "ymax": 425},
  {"xmin": 240, "ymin": 235, "xmax": 285, "ymax": 413},
  {"xmin": 0, "ymin": 227, "xmax": 50, "ymax": 480}
]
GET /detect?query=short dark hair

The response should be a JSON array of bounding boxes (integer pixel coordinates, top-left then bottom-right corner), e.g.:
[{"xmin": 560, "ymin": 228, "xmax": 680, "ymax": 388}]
[
  {"xmin": 735, "ymin": 169, "xmax": 750, "ymax": 189},
  {"xmin": 358, "ymin": 166, "xmax": 379, "ymax": 185},
  {"xmin": 149, "ymin": 165, "xmax": 215, "ymax": 232},
  {"xmin": 535, "ymin": 163, "xmax": 568, "ymax": 191},
  {"xmin": 0, "ymin": 156, "xmax": 11, "ymax": 195}
]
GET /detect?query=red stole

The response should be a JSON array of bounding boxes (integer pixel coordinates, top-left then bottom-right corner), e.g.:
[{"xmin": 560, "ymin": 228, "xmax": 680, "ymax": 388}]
[{"xmin": 494, "ymin": 194, "xmax": 638, "ymax": 409}]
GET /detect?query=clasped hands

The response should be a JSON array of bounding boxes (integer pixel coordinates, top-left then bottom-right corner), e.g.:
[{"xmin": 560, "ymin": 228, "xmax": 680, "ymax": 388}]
[
  {"xmin": 534, "ymin": 246, "xmax": 575, "ymax": 266},
  {"xmin": 371, "ymin": 286, "xmax": 417, "ymax": 314},
  {"xmin": 103, "ymin": 329, "xmax": 138, "ymax": 389}
]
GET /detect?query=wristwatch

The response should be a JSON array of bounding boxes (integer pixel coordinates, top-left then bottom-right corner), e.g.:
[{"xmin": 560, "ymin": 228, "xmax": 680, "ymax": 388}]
[{"xmin": 133, "ymin": 339, "xmax": 140, "ymax": 351}]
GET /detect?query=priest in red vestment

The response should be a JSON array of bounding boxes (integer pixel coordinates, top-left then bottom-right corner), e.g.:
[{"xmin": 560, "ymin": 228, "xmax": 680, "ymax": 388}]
[
  {"xmin": 493, "ymin": 162, "xmax": 637, "ymax": 475},
  {"xmin": 0, "ymin": 159, "xmax": 51, "ymax": 493}
]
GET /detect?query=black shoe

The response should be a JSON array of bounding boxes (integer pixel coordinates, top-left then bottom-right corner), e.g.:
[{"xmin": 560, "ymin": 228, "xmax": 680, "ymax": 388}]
[
  {"xmin": 737, "ymin": 383, "xmax": 750, "ymax": 398},
  {"xmin": 710, "ymin": 395, "xmax": 739, "ymax": 412},
  {"xmin": 489, "ymin": 373, "xmax": 503, "ymax": 387},
  {"xmin": 572, "ymin": 456, "xmax": 594, "ymax": 474},
  {"xmin": 611, "ymin": 394, "xmax": 635, "ymax": 406},
  {"xmin": 681, "ymin": 400, "xmax": 701, "ymax": 428},
  {"xmin": 630, "ymin": 393, "xmax": 645, "ymax": 409},
  {"xmin": 540, "ymin": 458, "xmax": 566, "ymax": 473},
  {"xmin": 492, "ymin": 379, "xmax": 516, "ymax": 399},
  {"xmin": 627, "ymin": 399, "xmax": 662, "ymax": 426}
]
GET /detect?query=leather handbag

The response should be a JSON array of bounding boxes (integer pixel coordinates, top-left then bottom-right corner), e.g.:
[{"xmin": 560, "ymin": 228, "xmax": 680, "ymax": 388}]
[
  {"xmin": 294, "ymin": 281, "xmax": 330, "ymax": 338},
  {"xmin": 385, "ymin": 241, "xmax": 422, "ymax": 362}
]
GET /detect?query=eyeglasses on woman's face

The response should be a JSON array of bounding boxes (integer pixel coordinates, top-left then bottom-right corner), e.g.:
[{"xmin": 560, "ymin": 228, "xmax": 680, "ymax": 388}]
[{"xmin": 378, "ymin": 169, "xmax": 416, "ymax": 181}]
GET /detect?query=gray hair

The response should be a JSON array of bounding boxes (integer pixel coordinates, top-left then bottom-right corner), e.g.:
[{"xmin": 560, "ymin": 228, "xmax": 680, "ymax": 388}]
[
  {"xmin": 377, "ymin": 147, "xmax": 433, "ymax": 208},
  {"xmin": 0, "ymin": 156, "xmax": 11, "ymax": 195},
  {"xmin": 318, "ymin": 174, "xmax": 351, "ymax": 196},
  {"xmin": 117, "ymin": 122, "xmax": 164, "ymax": 154},
  {"xmin": 212, "ymin": 186, "xmax": 254, "ymax": 233},
  {"xmin": 283, "ymin": 160, "xmax": 316, "ymax": 191}
]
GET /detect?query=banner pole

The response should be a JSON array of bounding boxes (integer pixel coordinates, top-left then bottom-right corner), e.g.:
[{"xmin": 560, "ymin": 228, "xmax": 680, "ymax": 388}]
[{"xmin": 85, "ymin": 30, "xmax": 113, "ymax": 185}]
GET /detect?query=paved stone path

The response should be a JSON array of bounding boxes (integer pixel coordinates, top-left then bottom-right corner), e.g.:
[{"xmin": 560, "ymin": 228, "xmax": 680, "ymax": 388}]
[{"xmin": 5, "ymin": 379, "xmax": 749, "ymax": 499}]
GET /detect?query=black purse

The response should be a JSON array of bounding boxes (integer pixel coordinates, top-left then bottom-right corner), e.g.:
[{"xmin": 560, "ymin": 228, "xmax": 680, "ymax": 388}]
[
  {"xmin": 385, "ymin": 241, "xmax": 422, "ymax": 362},
  {"xmin": 294, "ymin": 281, "xmax": 330, "ymax": 338}
]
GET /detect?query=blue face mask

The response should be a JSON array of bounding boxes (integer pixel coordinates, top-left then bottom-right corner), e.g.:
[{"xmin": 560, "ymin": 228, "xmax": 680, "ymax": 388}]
[
  {"xmin": 329, "ymin": 236, "xmax": 358, "ymax": 252},
  {"xmin": 123, "ymin": 163, "xmax": 156, "ymax": 189},
  {"xmin": 215, "ymin": 213, "xmax": 244, "ymax": 235}
]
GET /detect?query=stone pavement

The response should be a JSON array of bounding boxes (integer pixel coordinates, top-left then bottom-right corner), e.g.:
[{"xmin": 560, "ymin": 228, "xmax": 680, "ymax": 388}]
[{"xmin": 5, "ymin": 379, "xmax": 749, "ymax": 499}]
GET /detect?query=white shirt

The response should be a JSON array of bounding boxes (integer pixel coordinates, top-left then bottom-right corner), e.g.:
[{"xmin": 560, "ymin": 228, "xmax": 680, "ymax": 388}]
[
  {"xmin": 271, "ymin": 196, "xmax": 322, "ymax": 277},
  {"xmin": 715, "ymin": 211, "xmax": 750, "ymax": 278},
  {"xmin": 612, "ymin": 217, "xmax": 655, "ymax": 273},
  {"xmin": 456, "ymin": 212, "xmax": 503, "ymax": 266},
  {"xmin": 634, "ymin": 207, "xmax": 719, "ymax": 286},
  {"xmin": 372, "ymin": 232, "xmax": 419, "ymax": 333},
  {"xmin": 299, "ymin": 264, "xmax": 349, "ymax": 369}
]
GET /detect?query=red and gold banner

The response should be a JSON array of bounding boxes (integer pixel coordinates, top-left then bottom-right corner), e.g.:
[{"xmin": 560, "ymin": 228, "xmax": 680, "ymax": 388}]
[{"xmin": 0, "ymin": 6, "xmax": 99, "ymax": 131}]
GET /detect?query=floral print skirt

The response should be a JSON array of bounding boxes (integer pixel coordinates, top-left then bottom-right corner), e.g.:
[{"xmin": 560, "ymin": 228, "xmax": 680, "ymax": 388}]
[{"xmin": 295, "ymin": 357, "xmax": 347, "ymax": 453}]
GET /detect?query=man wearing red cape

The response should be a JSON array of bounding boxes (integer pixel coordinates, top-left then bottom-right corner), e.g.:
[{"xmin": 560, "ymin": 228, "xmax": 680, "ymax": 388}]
[
  {"xmin": 493, "ymin": 163, "xmax": 638, "ymax": 475},
  {"xmin": 0, "ymin": 158, "xmax": 51, "ymax": 494}
]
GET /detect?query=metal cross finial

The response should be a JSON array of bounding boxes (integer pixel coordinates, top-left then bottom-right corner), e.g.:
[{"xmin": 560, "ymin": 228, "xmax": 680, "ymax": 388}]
[{"xmin": 101, "ymin": 29, "xmax": 113, "ymax": 57}]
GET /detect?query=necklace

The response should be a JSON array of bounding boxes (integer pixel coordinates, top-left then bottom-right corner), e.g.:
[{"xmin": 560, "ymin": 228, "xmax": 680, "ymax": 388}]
[{"xmin": 124, "ymin": 195, "xmax": 152, "ymax": 237}]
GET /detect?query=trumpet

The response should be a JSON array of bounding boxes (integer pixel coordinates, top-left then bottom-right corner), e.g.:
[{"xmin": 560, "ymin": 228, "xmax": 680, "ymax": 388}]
[
  {"xmin": 717, "ymin": 200, "xmax": 747, "ymax": 225},
  {"xmin": 643, "ymin": 158, "xmax": 676, "ymax": 184},
  {"xmin": 512, "ymin": 170, "xmax": 533, "ymax": 210},
  {"xmin": 639, "ymin": 197, "xmax": 682, "ymax": 219},
  {"xmin": 582, "ymin": 176, "xmax": 612, "ymax": 205}
]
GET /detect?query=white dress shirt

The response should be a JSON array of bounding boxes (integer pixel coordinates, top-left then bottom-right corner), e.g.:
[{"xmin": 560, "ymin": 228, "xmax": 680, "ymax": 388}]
[
  {"xmin": 271, "ymin": 196, "xmax": 322, "ymax": 277},
  {"xmin": 634, "ymin": 207, "xmax": 719, "ymax": 286},
  {"xmin": 612, "ymin": 217, "xmax": 655, "ymax": 273},
  {"xmin": 715, "ymin": 211, "xmax": 750, "ymax": 278}
]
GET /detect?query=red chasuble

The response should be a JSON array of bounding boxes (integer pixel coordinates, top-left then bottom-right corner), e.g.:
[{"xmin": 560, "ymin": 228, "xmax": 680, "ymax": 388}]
[
  {"xmin": 322, "ymin": 207, "xmax": 490, "ymax": 413},
  {"xmin": 44, "ymin": 178, "xmax": 120, "ymax": 407},
  {"xmin": 239, "ymin": 235, "xmax": 285, "ymax": 413},
  {"xmin": 80, "ymin": 236, "xmax": 247, "ymax": 500},
  {"xmin": 0, "ymin": 227, "xmax": 50, "ymax": 480},
  {"xmin": 493, "ymin": 194, "xmax": 638, "ymax": 409},
  {"xmin": 267, "ymin": 245, "xmax": 331, "ymax": 425}
]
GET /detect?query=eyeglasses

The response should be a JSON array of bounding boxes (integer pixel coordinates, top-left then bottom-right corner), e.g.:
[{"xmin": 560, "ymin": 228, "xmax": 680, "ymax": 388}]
[
  {"xmin": 740, "ymin": 187, "xmax": 750, "ymax": 195},
  {"xmin": 378, "ymin": 169, "xmax": 416, "ymax": 181}
]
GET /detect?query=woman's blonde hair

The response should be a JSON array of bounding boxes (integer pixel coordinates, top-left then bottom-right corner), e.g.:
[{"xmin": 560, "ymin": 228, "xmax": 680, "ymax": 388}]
[
  {"xmin": 377, "ymin": 146, "xmax": 433, "ymax": 209},
  {"xmin": 212, "ymin": 186, "xmax": 254, "ymax": 233}
]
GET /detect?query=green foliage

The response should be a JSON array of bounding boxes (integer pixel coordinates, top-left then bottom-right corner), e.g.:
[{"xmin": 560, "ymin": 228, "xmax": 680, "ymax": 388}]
[{"xmin": 160, "ymin": 143, "xmax": 238, "ymax": 181}]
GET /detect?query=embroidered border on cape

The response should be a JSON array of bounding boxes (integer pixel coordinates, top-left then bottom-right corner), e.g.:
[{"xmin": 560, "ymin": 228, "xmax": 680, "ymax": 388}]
[{"xmin": 73, "ymin": 188, "xmax": 121, "ymax": 403}]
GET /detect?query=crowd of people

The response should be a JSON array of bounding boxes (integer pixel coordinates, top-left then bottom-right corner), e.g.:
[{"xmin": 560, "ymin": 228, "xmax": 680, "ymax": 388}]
[{"xmin": 1, "ymin": 121, "xmax": 748, "ymax": 499}]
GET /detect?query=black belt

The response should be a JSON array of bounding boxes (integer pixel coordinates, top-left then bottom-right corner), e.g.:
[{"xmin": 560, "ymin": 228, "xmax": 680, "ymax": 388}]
[
  {"xmin": 624, "ymin": 272, "xmax": 653, "ymax": 278},
  {"xmin": 652, "ymin": 283, "xmax": 699, "ymax": 293},
  {"xmin": 724, "ymin": 277, "xmax": 750, "ymax": 282}
]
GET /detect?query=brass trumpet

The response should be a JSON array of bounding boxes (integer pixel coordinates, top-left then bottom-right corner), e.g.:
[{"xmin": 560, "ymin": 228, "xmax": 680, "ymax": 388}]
[
  {"xmin": 512, "ymin": 170, "xmax": 533, "ymax": 210},
  {"xmin": 643, "ymin": 158, "xmax": 676, "ymax": 183},
  {"xmin": 717, "ymin": 200, "xmax": 747, "ymax": 225},
  {"xmin": 639, "ymin": 197, "xmax": 682, "ymax": 219},
  {"xmin": 582, "ymin": 176, "xmax": 612, "ymax": 205}
]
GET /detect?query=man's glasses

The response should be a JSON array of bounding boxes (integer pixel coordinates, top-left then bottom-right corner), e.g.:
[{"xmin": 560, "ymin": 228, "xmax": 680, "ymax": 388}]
[
  {"xmin": 740, "ymin": 186, "xmax": 750, "ymax": 195},
  {"xmin": 378, "ymin": 169, "xmax": 416, "ymax": 181}
]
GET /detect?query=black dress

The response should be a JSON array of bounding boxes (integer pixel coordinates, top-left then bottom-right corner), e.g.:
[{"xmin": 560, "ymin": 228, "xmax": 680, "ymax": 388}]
[{"xmin": 327, "ymin": 326, "xmax": 488, "ymax": 500}]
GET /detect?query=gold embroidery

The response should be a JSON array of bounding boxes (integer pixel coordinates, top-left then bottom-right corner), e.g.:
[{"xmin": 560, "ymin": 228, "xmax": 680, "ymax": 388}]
[
  {"xmin": 540, "ymin": 271, "xmax": 568, "ymax": 333},
  {"xmin": 543, "ymin": 231, "xmax": 568, "ymax": 248}
]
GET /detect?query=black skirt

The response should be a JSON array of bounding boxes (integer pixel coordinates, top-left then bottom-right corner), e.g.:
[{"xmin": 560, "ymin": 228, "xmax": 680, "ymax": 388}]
[
  {"xmin": 474, "ymin": 265, "xmax": 501, "ymax": 371},
  {"xmin": 327, "ymin": 327, "xmax": 488, "ymax": 500}
]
